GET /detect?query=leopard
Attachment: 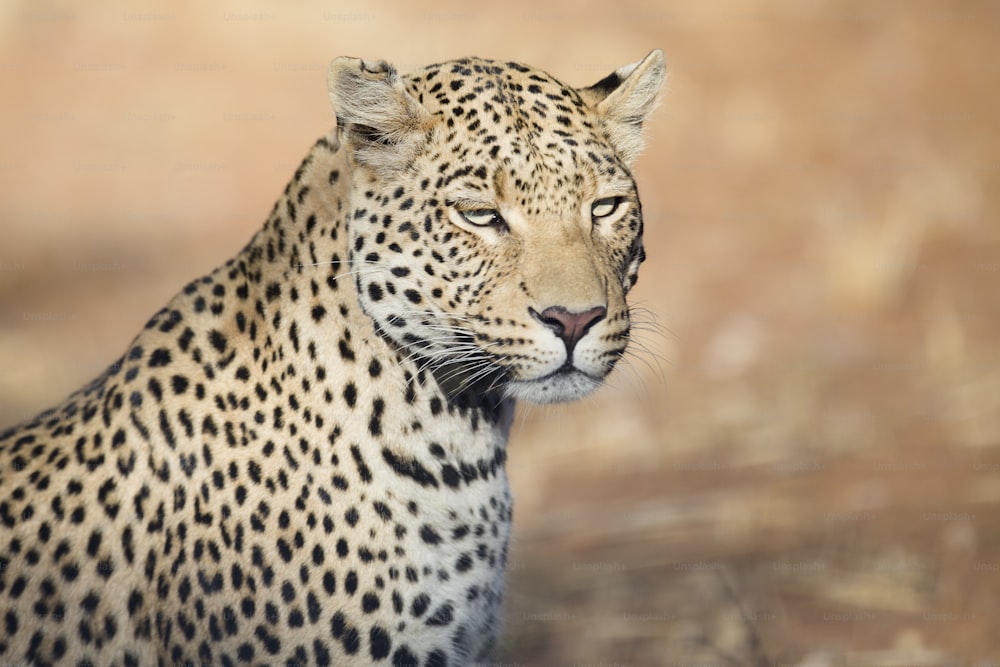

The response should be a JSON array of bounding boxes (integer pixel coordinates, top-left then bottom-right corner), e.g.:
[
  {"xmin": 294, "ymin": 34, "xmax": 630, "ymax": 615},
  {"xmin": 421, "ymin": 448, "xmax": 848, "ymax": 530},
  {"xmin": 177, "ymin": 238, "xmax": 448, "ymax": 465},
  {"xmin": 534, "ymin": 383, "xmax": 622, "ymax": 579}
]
[{"xmin": 0, "ymin": 50, "xmax": 665, "ymax": 666}]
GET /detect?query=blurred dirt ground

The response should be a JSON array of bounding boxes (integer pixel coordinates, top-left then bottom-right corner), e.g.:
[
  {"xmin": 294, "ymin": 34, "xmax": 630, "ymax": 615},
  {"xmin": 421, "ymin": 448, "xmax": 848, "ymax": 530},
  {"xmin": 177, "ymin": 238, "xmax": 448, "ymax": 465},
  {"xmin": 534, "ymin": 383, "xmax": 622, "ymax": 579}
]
[{"xmin": 2, "ymin": 1, "xmax": 999, "ymax": 664}]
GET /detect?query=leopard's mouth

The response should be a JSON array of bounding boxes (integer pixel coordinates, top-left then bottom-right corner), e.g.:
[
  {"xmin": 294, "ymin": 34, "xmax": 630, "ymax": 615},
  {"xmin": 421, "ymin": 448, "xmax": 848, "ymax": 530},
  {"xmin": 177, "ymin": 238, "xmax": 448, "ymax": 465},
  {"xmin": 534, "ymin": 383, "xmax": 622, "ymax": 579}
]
[
  {"xmin": 503, "ymin": 367, "xmax": 604, "ymax": 405},
  {"xmin": 399, "ymin": 321, "xmax": 610, "ymax": 405}
]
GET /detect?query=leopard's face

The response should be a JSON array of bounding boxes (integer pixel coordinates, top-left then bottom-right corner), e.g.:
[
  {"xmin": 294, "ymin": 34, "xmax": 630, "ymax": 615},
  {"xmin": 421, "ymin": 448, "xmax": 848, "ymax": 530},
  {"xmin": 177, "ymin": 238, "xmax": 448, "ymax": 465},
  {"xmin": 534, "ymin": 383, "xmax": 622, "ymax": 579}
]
[{"xmin": 332, "ymin": 54, "xmax": 664, "ymax": 404}]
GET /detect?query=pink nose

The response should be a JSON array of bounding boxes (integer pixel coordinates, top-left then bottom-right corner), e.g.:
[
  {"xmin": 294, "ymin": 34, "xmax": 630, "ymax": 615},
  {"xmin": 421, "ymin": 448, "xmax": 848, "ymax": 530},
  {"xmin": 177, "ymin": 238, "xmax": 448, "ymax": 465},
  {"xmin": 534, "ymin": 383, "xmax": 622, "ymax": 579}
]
[{"xmin": 531, "ymin": 305, "xmax": 607, "ymax": 352}]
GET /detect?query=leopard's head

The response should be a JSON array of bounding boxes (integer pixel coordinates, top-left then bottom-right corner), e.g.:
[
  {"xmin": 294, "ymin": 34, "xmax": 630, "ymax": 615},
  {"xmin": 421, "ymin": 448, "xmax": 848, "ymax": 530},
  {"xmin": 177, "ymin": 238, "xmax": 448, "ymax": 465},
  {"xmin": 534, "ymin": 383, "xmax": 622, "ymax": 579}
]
[{"xmin": 328, "ymin": 52, "xmax": 665, "ymax": 404}]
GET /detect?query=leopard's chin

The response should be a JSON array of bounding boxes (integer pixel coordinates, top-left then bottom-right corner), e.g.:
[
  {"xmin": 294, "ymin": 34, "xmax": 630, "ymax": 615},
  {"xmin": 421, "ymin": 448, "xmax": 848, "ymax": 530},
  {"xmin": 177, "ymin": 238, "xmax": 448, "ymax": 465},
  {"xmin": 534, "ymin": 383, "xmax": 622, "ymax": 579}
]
[{"xmin": 504, "ymin": 368, "xmax": 604, "ymax": 404}]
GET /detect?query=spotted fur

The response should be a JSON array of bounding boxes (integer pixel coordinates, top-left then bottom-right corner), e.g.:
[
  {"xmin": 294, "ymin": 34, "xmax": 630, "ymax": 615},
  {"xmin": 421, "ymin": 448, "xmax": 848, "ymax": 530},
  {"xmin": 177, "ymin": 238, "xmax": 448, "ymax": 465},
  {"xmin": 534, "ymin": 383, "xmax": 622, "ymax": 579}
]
[{"xmin": 0, "ymin": 51, "xmax": 664, "ymax": 666}]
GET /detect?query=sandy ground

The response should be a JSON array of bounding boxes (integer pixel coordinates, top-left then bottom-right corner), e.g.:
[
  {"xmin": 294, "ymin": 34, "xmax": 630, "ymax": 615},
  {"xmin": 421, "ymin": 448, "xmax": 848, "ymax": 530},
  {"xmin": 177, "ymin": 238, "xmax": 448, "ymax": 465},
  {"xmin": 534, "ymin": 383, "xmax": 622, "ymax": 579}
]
[{"xmin": 2, "ymin": 1, "xmax": 999, "ymax": 664}]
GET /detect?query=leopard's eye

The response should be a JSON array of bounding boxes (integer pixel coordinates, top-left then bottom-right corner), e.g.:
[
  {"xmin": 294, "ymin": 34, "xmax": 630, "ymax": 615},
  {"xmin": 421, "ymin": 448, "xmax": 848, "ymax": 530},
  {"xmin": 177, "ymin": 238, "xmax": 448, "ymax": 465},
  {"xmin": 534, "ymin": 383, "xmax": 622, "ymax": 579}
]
[
  {"xmin": 591, "ymin": 197, "xmax": 622, "ymax": 220},
  {"xmin": 460, "ymin": 209, "xmax": 504, "ymax": 228}
]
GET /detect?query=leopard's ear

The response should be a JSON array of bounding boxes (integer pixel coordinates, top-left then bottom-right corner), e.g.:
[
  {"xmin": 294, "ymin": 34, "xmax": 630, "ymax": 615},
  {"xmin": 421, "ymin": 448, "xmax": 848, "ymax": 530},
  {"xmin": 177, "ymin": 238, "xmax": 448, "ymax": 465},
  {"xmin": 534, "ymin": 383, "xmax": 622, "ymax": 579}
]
[
  {"xmin": 578, "ymin": 49, "xmax": 666, "ymax": 165},
  {"xmin": 327, "ymin": 57, "xmax": 434, "ymax": 174}
]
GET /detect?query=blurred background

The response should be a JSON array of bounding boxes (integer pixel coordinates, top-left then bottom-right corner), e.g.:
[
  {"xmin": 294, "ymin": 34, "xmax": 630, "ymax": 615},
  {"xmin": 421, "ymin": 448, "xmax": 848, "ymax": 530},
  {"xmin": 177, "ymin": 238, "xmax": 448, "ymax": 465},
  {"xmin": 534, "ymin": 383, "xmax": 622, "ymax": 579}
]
[{"xmin": 1, "ymin": 0, "xmax": 998, "ymax": 663}]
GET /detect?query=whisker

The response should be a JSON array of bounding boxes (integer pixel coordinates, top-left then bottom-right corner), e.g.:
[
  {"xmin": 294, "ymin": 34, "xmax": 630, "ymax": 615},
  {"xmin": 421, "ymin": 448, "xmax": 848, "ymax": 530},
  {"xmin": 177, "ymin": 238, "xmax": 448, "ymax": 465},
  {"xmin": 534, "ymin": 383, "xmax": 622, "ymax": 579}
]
[{"xmin": 624, "ymin": 339, "xmax": 668, "ymax": 380}]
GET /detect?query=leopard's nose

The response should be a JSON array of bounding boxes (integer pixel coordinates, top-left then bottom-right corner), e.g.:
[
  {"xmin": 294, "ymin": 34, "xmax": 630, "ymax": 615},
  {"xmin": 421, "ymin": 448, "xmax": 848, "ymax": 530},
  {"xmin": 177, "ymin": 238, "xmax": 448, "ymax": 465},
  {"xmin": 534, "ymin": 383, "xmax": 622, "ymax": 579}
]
[{"xmin": 530, "ymin": 305, "xmax": 607, "ymax": 352}]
